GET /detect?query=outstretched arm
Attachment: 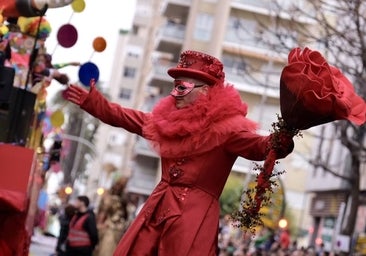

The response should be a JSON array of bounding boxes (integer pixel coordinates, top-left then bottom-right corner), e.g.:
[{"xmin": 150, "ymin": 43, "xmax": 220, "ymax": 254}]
[{"xmin": 65, "ymin": 80, "xmax": 148, "ymax": 136}]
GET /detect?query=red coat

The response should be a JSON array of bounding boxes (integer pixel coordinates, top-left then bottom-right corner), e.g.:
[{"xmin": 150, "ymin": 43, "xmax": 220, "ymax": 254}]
[{"xmin": 79, "ymin": 85, "xmax": 292, "ymax": 256}]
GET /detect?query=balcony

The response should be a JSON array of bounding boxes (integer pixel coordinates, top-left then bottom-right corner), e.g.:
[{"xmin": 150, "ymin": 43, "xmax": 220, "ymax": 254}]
[
  {"xmin": 148, "ymin": 59, "xmax": 175, "ymax": 92},
  {"xmin": 126, "ymin": 164, "xmax": 158, "ymax": 195},
  {"xmin": 134, "ymin": 138, "xmax": 158, "ymax": 158},
  {"xmin": 225, "ymin": 68, "xmax": 280, "ymax": 98},
  {"xmin": 231, "ymin": 0, "xmax": 314, "ymax": 24},
  {"xmin": 155, "ymin": 22, "xmax": 186, "ymax": 53},
  {"xmin": 224, "ymin": 28, "xmax": 269, "ymax": 51},
  {"xmin": 232, "ymin": 0, "xmax": 273, "ymax": 10},
  {"xmin": 161, "ymin": 0, "xmax": 191, "ymax": 18}
]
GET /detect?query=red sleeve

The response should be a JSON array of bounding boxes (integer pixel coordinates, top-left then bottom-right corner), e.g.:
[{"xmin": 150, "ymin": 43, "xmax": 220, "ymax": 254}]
[
  {"xmin": 80, "ymin": 88, "xmax": 149, "ymax": 137},
  {"xmin": 224, "ymin": 131, "xmax": 294, "ymax": 161},
  {"xmin": 224, "ymin": 131, "xmax": 271, "ymax": 161}
]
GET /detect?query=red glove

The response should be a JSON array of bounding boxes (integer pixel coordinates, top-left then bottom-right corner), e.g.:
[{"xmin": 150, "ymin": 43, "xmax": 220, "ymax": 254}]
[
  {"xmin": 65, "ymin": 79, "xmax": 96, "ymax": 106},
  {"xmin": 271, "ymin": 131, "xmax": 295, "ymax": 158}
]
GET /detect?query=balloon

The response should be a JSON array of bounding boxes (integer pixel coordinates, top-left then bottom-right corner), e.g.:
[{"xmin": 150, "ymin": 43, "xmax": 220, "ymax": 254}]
[
  {"xmin": 71, "ymin": 0, "xmax": 86, "ymax": 12},
  {"xmin": 57, "ymin": 24, "xmax": 78, "ymax": 48},
  {"xmin": 50, "ymin": 109, "xmax": 65, "ymax": 128},
  {"xmin": 78, "ymin": 62, "xmax": 99, "ymax": 86},
  {"xmin": 92, "ymin": 37, "xmax": 107, "ymax": 52}
]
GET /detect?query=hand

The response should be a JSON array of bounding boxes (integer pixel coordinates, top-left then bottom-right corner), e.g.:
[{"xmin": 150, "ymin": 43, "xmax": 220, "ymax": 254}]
[
  {"xmin": 65, "ymin": 79, "xmax": 96, "ymax": 106},
  {"xmin": 271, "ymin": 131, "xmax": 295, "ymax": 158}
]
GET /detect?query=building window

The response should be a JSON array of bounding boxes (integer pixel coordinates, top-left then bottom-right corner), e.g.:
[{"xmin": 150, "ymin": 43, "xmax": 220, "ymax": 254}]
[
  {"xmin": 126, "ymin": 46, "xmax": 142, "ymax": 58},
  {"xmin": 131, "ymin": 25, "xmax": 139, "ymax": 35},
  {"xmin": 194, "ymin": 13, "xmax": 214, "ymax": 41},
  {"xmin": 222, "ymin": 54, "xmax": 247, "ymax": 75},
  {"xmin": 123, "ymin": 66, "xmax": 136, "ymax": 78},
  {"xmin": 119, "ymin": 87, "xmax": 132, "ymax": 100}
]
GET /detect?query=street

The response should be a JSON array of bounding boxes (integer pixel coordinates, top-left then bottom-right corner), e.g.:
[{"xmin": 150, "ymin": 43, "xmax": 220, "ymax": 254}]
[{"xmin": 29, "ymin": 232, "xmax": 57, "ymax": 256}]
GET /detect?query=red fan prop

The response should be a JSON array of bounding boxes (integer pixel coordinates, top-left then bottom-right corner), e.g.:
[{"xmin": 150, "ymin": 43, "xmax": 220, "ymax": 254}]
[{"xmin": 234, "ymin": 47, "xmax": 366, "ymax": 231}]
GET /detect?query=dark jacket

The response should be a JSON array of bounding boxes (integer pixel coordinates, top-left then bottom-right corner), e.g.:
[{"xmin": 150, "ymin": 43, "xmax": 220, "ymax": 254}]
[
  {"xmin": 55, "ymin": 213, "xmax": 71, "ymax": 255},
  {"xmin": 66, "ymin": 210, "xmax": 99, "ymax": 256}
]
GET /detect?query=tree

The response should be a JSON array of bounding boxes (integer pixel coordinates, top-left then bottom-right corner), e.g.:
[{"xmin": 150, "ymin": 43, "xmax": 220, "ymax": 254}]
[
  {"xmin": 234, "ymin": 0, "xmax": 365, "ymax": 239},
  {"xmin": 49, "ymin": 84, "xmax": 104, "ymax": 185}
]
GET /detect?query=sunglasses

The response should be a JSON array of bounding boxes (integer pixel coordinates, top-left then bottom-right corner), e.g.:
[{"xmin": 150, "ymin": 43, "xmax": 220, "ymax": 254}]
[{"xmin": 170, "ymin": 80, "xmax": 206, "ymax": 97}]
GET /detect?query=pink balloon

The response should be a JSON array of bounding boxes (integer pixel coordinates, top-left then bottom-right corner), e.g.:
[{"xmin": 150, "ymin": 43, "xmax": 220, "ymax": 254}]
[{"xmin": 57, "ymin": 24, "xmax": 78, "ymax": 48}]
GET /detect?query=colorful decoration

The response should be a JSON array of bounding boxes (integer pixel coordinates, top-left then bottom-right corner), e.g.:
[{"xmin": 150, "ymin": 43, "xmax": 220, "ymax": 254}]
[
  {"xmin": 56, "ymin": 24, "xmax": 78, "ymax": 48},
  {"xmin": 78, "ymin": 62, "xmax": 99, "ymax": 86},
  {"xmin": 17, "ymin": 17, "xmax": 52, "ymax": 39},
  {"xmin": 92, "ymin": 36, "xmax": 107, "ymax": 52}
]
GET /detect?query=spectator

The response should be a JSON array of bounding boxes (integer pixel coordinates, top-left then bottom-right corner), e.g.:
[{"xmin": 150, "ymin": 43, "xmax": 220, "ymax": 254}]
[
  {"xmin": 65, "ymin": 196, "xmax": 98, "ymax": 256},
  {"xmin": 55, "ymin": 204, "xmax": 76, "ymax": 256}
]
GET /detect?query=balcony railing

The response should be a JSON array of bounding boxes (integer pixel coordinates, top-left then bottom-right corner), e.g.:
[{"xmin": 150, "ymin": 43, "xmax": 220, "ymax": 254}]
[
  {"xmin": 159, "ymin": 22, "xmax": 186, "ymax": 40},
  {"xmin": 151, "ymin": 59, "xmax": 176, "ymax": 80},
  {"xmin": 134, "ymin": 138, "xmax": 158, "ymax": 157},
  {"xmin": 232, "ymin": 0, "xmax": 272, "ymax": 9}
]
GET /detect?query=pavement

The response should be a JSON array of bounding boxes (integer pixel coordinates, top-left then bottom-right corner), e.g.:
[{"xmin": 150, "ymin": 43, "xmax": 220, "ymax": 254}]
[{"xmin": 29, "ymin": 231, "xmax": 57, "ymax": 256}]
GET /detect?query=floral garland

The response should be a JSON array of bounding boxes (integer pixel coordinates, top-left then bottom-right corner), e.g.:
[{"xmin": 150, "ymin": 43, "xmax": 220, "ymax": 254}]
[{"xmin": 231, "ymin": 116, "xmax": 300, "ymax": 233}]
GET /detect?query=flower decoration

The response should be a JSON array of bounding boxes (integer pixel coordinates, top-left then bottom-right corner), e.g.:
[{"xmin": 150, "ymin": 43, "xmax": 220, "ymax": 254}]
[
  {"xmin": 281, "ymin": 47, "xmax": 366, "ymax": 129},
  {"xmin": 233, "ymin": 47, "xmax": 366, "ymax": 232},
  {"xmin": 205, "ymin": 60, "xmax": 225, "ymax": 82}
]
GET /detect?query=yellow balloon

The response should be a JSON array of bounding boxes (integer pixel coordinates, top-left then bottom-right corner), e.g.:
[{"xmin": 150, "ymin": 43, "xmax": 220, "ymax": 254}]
[
  {"xmin": 72, "ymin": 0, "xmax": 86, "ymax": 13},
  {"xmin": 50, "ymin": 109, "xmax": 65, "ymax": 128}
]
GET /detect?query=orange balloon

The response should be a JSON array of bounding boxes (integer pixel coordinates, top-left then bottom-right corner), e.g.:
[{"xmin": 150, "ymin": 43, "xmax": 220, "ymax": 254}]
[{"xmin": 92, "ymin": 37, "xmax": 107, "ymax": 52}]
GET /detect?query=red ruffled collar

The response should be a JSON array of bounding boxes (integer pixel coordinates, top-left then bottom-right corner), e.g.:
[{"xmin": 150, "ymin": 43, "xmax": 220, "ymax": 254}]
[{"xmin": 143, "ymin": 84, "xmax": 257, "ymax": 158}]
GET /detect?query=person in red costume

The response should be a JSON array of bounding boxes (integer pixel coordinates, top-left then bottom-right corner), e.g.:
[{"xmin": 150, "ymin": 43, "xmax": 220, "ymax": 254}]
[
  {"xmin": 1, "ymin": 0, "xmax": 72, "ymax": 18},
  {"xmin": 65, "ymin": 50, "xmax": 294, "ymax": 256}
]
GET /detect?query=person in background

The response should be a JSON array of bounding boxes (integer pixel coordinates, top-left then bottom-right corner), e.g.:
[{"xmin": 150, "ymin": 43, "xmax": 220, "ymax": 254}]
[
  {"xmin": 65, "ymin": 196, "xmax": 98, "ymax": 256},
  {"xmin": 54, "ymin": 204, "xmax": 76, "ymax": 256},
  {"xmin": 65, "ymin": 50, "xmax": 294, "ymax": 256},
  {"xmin": 279, "ymin": 228, "xmax": 291, "ymax": 252},
  {"xmin": 94, "ymin": 178, "xmax": 129, "ymax": 256}
]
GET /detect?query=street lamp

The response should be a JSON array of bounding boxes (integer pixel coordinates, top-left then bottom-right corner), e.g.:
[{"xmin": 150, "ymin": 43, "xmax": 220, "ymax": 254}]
[{"xmin": 279, "ymin": 218, "xmax": 288, "ymax": 229}]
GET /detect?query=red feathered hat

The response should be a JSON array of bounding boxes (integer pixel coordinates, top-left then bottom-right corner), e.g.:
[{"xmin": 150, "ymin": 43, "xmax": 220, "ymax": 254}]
[{"xmin": 167, "ymin": 50, "xmax": 225, "ymax": 85}]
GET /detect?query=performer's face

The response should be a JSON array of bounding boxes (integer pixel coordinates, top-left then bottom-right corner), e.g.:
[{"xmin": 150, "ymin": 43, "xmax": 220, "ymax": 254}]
[{"xmin": 171, "ymin": 77, "xmax": 208, "ymax": 109}]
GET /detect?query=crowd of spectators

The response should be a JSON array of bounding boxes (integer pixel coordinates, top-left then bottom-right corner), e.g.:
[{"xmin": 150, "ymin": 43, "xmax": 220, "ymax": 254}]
[{"xmin": 217, "ymin": 214, "xmax": 339, "ymax": 256}]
